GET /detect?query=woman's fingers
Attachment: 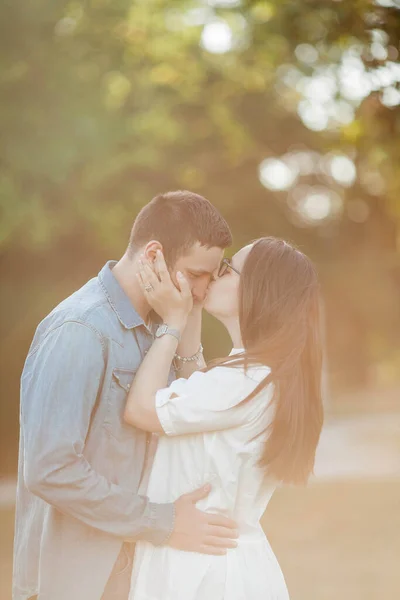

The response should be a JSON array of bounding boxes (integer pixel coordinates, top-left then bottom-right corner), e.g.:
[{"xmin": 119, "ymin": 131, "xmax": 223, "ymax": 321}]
[
  {"xmin": 138, "ymin": 265, "xmax": 156, "ymax": 297},
  {"xmin": 177, "ymin": 271, "xmax": 191, "ymax": 297},
  {"xmin": 155, "ymin": 250, "xmax": 170, "ymax": 283},
  {"xmin": 140, "ymin": 259, "xmax": 159, "ymax": 287},
  {"xmin": 136, "ymin": 270, "xmax": 150, "ymax": 295},
  {"xmin": 138, "ymin": 253, "xmax": 193, "ymax": 318},
  {"xmin": 177, "ymin": 272, "xmax": 193, "ymax": 314},
  {"xmin": 136, "ymin": 269, "xmax": 145, "ymax": 287}
]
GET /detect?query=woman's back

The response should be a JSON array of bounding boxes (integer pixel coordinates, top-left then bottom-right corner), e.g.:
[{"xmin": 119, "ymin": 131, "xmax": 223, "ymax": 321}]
[{"xmin": 129, "ymin": 352, "xmax": 290, "ymax": 600}]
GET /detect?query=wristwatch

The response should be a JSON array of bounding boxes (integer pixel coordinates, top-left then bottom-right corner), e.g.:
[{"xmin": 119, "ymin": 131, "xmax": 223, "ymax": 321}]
[{"xmin": 155, "ymin": 324, "xmax": 181, "ymax": 342}]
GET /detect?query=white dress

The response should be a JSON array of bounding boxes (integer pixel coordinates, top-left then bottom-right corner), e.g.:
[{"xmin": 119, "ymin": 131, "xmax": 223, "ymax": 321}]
[{"xmin": 129, "ymin": 350, "xmax": 290, "ymax": 600}]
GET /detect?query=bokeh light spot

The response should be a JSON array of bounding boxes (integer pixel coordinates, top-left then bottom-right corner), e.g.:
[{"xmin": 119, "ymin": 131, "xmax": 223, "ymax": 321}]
[
  {"xmin": 381, "ymin": 86, "xmax": 400, "ymax": 107},
  {"xmin": 298, "ymin": 101, "xmax": 329, "ymax": 131},
  {"xmin": 302, "ymin": 191, "xmax": 332, "ymax": 221},
  {"xmin": 371, "ymin": 42, "xmax": 388, "ymax": 61},
  {"xmin": 329, "ymin": 155, "xmax": 357, "ymax": 187},
  {"xmin": 290, "ymin": 186, "xmax": 343, "ymax": 224},
  {"xmin": 201, "ymin": 21, "xmax": 233, "ymax": 54},
  {"xmin": 295, "ymin": 44, "xmax": 319, "ymax": 65},
  {"xmin": 206, "ymin": 0, "xmax": 242, "ymax": 7},
  {"xmin": 259, "ymin": 158, "xmax": 298, "ymax": 191}
]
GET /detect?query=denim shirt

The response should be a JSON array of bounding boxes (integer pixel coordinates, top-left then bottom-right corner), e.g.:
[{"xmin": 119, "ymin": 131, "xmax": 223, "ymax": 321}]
[{"xmin": 13, "ymin": 261, "xmax": 175, "ymax": 600}]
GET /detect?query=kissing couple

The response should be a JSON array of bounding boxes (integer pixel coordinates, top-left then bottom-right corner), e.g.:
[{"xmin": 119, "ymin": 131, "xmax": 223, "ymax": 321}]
[{"xmin": 14, "ymin": 190, "xmax": 323, "ymax": 600}]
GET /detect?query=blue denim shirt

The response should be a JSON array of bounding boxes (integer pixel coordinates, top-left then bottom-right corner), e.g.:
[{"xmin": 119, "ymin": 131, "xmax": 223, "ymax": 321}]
[{"xmin": 13, "ymin": 261, "xmax": 175, "ymax": 600}]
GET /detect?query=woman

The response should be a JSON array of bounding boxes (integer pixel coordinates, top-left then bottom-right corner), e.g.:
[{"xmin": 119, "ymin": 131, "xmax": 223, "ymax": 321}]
[{"xmin": 124, "ymin": 237, "xmax": 324, "ymax": 600}]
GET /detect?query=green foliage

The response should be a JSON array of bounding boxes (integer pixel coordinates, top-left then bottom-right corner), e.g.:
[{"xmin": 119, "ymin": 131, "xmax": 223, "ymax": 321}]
[
  {"xmin": 1, "ymin": 0, "xmax": 398, "ymax": 249},
  {"xmin": 1, "ymin": 1, "xmax": 400, "ymax": 471}
]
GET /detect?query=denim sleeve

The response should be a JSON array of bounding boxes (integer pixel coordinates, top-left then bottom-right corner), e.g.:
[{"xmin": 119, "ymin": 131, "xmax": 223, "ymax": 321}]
[{"xmin": 21, "ymin": 320, "xmax": 174, "ymax": 545}]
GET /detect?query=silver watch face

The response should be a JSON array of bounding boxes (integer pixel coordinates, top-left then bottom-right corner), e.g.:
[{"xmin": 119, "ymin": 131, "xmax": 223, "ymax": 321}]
[{"xmin": 156, "ymin": 324, "xmax": 168, "ymax": 337}]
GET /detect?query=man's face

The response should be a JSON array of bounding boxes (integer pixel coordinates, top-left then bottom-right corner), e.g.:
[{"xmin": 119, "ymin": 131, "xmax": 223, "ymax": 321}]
[{"xmin": 171, "ymin": 243, "xmax": 225, "ymax": 303}]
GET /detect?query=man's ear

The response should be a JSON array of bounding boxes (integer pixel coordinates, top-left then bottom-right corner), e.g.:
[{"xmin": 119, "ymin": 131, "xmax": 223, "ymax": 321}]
[{"xmin": 144, "ymin": 240, "xmax": 163, "ymax": 263}]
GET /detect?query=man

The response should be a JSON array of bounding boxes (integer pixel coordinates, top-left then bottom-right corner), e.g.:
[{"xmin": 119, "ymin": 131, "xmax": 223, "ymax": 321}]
[{"xmin": 13, "ymin": 191, "xmax": 238, "ymax": 600}]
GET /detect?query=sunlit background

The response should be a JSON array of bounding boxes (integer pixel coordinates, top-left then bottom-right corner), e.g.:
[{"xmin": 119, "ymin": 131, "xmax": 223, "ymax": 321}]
[{"xmin": 1, "ymin": 1, "xmax": 400, "ymax": 599}]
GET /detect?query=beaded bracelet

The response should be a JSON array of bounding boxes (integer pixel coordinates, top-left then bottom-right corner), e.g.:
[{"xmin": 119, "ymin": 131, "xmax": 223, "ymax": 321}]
[{"xmin": 174, "ymin": 343, "xmax": 204, "ymax": 364}]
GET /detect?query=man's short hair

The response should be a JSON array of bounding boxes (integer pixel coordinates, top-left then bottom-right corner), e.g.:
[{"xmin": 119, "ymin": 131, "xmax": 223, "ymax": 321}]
[{"xmin": 128, "ymin": 190, "xmax": 232, "ymax": 265}]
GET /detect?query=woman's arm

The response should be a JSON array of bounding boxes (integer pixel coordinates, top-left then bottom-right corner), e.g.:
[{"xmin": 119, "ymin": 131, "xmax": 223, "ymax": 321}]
[
  {"xmin": 124, "ymin": 322, "xmax": 183, "ymax": 432},
  {"xmin": 174, "ymin": 304, "xmax": 206, "ymax": 378},
  {"xmin": 124, "ymin": 252, "xmax": 192, "ymax": 432}
]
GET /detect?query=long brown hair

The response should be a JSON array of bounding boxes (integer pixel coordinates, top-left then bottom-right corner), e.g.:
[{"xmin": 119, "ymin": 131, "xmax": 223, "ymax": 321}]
[{"xmin": 208, "ymin": 237, "xmax": 323, "ymax": 485}]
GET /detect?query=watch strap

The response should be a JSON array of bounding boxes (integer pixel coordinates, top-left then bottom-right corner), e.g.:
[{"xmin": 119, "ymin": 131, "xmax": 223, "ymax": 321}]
[{"xmin": 156, "ymin": 324, "xmax": 181, "ymax": 342}]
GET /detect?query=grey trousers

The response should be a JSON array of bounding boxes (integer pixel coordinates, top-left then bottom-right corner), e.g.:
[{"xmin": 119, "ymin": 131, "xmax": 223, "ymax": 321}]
[
  {"xmin": 101, "ymin": 542, "xmax": 135, "ymax": 600},
  {"xmin": 27, "ymin": 543, "xmax": 135, "ymax": 600}
]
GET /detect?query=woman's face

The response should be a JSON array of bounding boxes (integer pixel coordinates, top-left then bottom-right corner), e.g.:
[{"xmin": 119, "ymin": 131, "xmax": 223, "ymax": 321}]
[{"xmin": 204, "ymin": 244, "xmax": 253, "ymax": 320}]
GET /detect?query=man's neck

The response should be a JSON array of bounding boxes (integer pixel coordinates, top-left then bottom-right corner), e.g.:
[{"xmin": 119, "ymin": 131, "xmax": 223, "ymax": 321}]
[{"xmin": 112, "ymin": 254, "xmax": 151, "ymax": 324}]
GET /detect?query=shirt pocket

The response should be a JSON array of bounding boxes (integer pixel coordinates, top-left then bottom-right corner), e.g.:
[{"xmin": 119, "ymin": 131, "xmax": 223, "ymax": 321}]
[{"xmin": 104, "ymin": 368, "xmax": 136, "ymax": 440}]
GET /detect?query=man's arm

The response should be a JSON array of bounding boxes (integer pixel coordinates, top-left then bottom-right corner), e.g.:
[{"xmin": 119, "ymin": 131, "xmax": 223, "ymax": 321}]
[{"xmin": 21, "ymin": 320, "xmax": 173, "ymax": 545}]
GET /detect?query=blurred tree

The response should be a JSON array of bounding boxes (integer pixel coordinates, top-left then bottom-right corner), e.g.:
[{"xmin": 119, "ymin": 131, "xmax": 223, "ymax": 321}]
[{"xmin": 1, "ymin": 0, "xmax": 400, "ymax": 472}]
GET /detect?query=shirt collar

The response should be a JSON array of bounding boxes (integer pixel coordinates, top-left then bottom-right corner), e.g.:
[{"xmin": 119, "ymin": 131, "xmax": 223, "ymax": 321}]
[
  {"xmin": 229, "ymin": 348, "xmax": 245, "ymax": 356},
  {"xmin": 98, "ymin": 260, "xmax": 145, "ymax": 330}
]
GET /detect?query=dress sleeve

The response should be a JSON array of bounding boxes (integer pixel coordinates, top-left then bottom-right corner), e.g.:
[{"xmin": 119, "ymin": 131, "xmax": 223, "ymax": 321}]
[{"xmin": 155, "ymin": 365, "xmax": 272, "ymax": 436}]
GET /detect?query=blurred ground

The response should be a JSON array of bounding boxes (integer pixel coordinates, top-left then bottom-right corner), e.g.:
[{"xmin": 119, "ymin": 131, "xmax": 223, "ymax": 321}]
[
  {"xmin": 265, "ymin": 480, "xmax": 400, "ymax": 600},
  {"xmin": 1, "ymin": 412, "xmax": 399, "ymax": 600}
]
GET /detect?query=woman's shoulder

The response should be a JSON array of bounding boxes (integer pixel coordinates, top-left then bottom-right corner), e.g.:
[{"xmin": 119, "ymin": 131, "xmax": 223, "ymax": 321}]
[
  {"xmin": 179, "ymin": 348, "xmax": 272, "ymax": 400},
  {"xmin": 197, "ymin": 362, "xmax": 272, "ymax": 401},
  {"xmin": 212, "ymin": 362, "xmax": 271, "ymax": 383}
]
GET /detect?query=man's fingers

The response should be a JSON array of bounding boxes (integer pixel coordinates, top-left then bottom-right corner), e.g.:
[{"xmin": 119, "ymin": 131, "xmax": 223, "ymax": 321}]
[
  {"xmin": 207, "ymin": 525, "xmax": 239, "ymax": 539},
  {"xmin": 183, "ymin": 485, "xmax": 211, "ymax": 504},
  {"xmin": 197, "ymin": 545, "xmax": 227, "ymax": 556},
  {"xmin": 207, "ymin": 514, "xmax": 238, "ymax": 530},
  {"xmin": 204, "ymin": 536, "xmax": 238, "ymax": 549}
]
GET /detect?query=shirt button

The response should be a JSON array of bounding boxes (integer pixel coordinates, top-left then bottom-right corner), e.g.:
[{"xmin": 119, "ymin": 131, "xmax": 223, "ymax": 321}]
[{"xmin": 127, "ymin": 384, "xmax": 131, "ymax": 390}]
